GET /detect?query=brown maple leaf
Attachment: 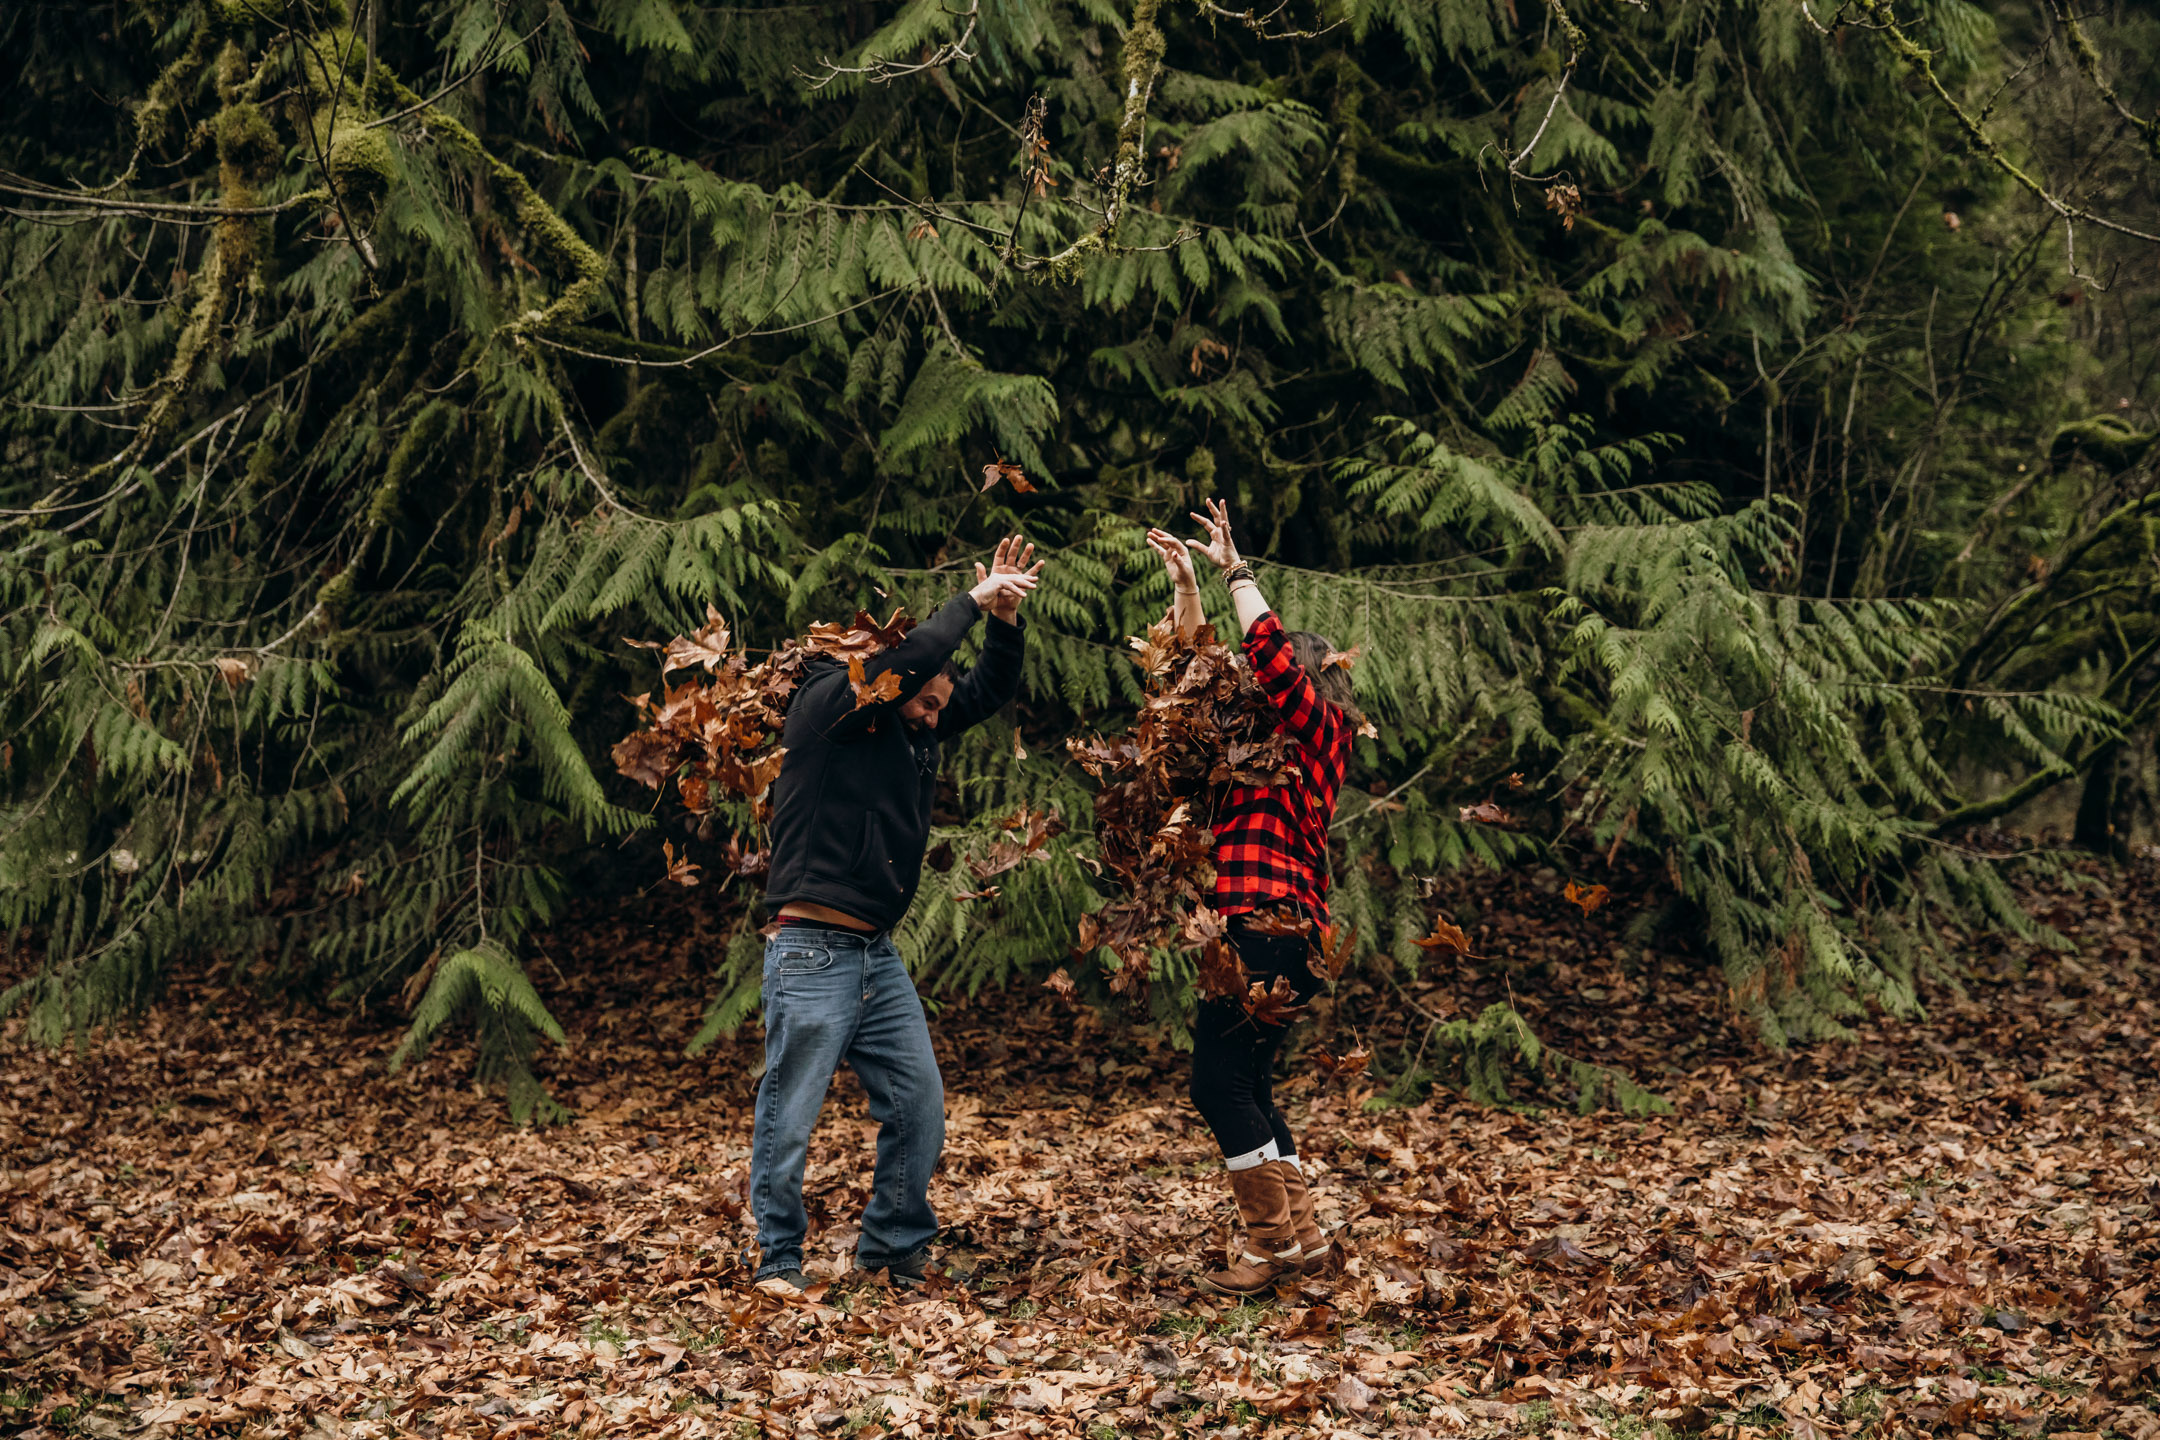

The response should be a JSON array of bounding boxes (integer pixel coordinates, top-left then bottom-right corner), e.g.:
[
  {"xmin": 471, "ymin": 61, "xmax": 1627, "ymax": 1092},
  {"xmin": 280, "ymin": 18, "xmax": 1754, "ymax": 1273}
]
[
  {"xmin": 1243, "ymin": 907, "xmax": 1313, "ymax": 938},
  {"xmin": 1313, "ymin": 922, "xmax": 1357, "ymax": 983},
  {"xmin": 847, "ymin": 655, "xmax": 903, "ymax": 709},
  {"xmin": 1320, "ymin": 644, "xmax": 1362, "ymax": 672},
  {"xmin": 611, "ymin": 730, "xmax": 683, "ymax": 790},
  {"xmin": 1313, "ymin": 1044, "xmax": 1370, "ymax": 1079},
  {"xmin": 1563, "ymin": 880, "xmax": 1611, "ymax": 915},
  {"xmin": 1411, "ymin": 917, "xmax": 1474, "ymax": 956},
  {"xmin": 981, "ymin": 458, "xmax": 1035, "ymax": 494},
  {"xmin": 1195, "ymin": 937, "xmax": 1250, "ymax": 1001},
  {"xmin": 661, "ymin": 839, "xmax": 701, "ymax": 888},
  {"xmin": 1241, "ymin": 974, "xmax": 1306, "ymax": 1027},
  {"xmin": 1459, "ymin": 800, "xmax": 1511, "ymax": 824}
]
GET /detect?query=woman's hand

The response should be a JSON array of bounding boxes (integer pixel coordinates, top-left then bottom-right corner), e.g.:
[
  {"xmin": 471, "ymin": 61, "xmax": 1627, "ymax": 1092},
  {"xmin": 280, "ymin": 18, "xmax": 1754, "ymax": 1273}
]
[
  {"xmin": 1187, "ymin": 497, "xmax": 1242, "ymax": 573},
  {"xmin": 1146, "ymin": 528, "xmax": 1199, "ymax": 592},
  {"xmin": 970, "ymin": 534, "xmax": 1043, "ymax": 621}
]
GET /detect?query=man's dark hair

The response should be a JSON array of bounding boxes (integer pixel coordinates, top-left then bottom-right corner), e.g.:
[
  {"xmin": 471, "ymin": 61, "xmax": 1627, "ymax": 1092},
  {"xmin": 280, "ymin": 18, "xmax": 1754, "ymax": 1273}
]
[{"xmin": 939, "ymin": 658, "xmax": 963, "ymax": 683}]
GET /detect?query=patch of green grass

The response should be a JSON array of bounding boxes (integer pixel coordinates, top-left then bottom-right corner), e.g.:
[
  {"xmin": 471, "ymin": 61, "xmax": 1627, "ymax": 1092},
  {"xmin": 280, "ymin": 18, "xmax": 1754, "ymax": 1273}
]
[
  {"xmin": 1518, "ymin": 1399, "xmax": 1556, "ymax": 1432},
  {"xmin": 2026, "ymin": 1373, "xmax": 2087, "ymax": 1395},
  {"xmin": 1732, "ymin": 1402, "xmax": 1789, "ymax": 1435},
  {"xmin": 1009, "ymin": 1299, "xmax": 1039, "ymax": 1321},
  {"xmin": 581, "ymin": 1318, "xmax": 631, "ymax": 1350},
  {"xmin": 1152, "ymin": 1312, "xmax": 1206, "ymax": 1339},
  {"xmin": 1212, "ymin": 1301, "xmax": 1270, "ymax": 1336}
]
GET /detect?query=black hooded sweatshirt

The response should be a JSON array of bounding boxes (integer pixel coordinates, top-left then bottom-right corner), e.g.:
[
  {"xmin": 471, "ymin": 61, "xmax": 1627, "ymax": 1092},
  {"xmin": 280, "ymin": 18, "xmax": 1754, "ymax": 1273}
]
[{"xmin": 761, "ymin": 593, "xmax": 1024, "ymax": 930}]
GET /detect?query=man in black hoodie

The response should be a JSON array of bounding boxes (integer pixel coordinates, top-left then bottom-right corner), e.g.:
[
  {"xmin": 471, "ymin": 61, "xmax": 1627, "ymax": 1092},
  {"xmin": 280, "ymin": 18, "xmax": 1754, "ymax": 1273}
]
[{"xmin": 750, "ymin": 536, "xmax": 1040, "ymax": 1291}]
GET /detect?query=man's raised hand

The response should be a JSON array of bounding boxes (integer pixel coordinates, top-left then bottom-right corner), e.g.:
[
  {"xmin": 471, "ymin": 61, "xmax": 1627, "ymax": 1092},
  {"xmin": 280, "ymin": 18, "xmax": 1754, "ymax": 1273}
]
[{"xmin": 970, "ymin": 534, "xmax": 1043, "ymax": 621}]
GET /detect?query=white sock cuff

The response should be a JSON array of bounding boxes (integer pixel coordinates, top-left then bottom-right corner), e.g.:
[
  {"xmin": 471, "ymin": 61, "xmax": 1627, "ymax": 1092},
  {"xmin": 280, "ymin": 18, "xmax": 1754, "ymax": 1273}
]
[{"xmin": 1223, "ymin": 1138, "xmax": 1282, "ymax": 1172}]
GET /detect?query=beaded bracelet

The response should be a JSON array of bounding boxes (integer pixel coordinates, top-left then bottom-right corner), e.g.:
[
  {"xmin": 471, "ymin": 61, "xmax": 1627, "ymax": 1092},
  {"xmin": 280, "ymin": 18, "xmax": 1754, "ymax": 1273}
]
[{"xmin": 1224, "ymin": 562, "xmax": 1257, "ymax": 586}]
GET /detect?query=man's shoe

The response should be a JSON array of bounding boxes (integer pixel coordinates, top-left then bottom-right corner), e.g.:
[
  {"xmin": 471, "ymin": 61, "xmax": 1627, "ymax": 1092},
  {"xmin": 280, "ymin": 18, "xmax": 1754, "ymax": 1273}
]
[
  {"xmin": 755, "ymin": 1269, "xmax": 808, "ymax": 1294},
  {"xmin": 856, "ymin": 1246, "xmax": 932, "ymax": 1289},
  {"xmin": 1279, "ymin": 1162, "xmax": 1337, "ymax": 1275},
  {"xmin": 1197, "ymin": 1160, "xmax": 1303, "ymax": 1297}
]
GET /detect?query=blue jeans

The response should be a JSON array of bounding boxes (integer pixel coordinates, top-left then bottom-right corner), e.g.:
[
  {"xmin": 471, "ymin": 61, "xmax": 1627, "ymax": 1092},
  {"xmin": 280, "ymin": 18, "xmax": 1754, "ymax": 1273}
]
[{"xmin": 750, "ymin": 926, "xmax": 945, "ymax": 1279}]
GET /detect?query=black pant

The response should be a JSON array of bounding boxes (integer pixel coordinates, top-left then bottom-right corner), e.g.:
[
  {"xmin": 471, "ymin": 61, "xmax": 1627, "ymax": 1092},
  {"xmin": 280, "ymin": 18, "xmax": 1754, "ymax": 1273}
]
[{"xmin": 1188, "ymin": 918, "xmax": 1323, "ymax": 1159}]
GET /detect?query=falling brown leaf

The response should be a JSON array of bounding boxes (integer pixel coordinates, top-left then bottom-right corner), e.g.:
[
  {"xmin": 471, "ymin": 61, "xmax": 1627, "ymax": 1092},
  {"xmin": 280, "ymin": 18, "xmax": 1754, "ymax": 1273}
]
[
  {"xmin": 981, "ymin": 458, "xmax": 1036, "ymax": 494},
  {"xmin": 1411, "ymin": 917, "xmax": 1474, "ymax": 956},
  {"xmin": 213, "ymin": 655, "xmax": 255, "ymax": 690},
  {"xmin": 1459, "ymin": 800, "xmax": 1511, "ymax": 824},
  {"xmin": 1320, "ymin": 644, "xmax": 1362, "ymax": 672},
  {"xmin": 661, "ymin": 838, "xmax": 701, "ymax": 887},
  {"xmin": 847, "ymin": 654, "xmax": 903, "ymax": 709},
  {"xmin": 1241, "ymin": 974, "xmax": 1306, "ymax": 1026},
  {"xmin": 906, "ymin": 217, "xmax": 938, "ymax": 240}
]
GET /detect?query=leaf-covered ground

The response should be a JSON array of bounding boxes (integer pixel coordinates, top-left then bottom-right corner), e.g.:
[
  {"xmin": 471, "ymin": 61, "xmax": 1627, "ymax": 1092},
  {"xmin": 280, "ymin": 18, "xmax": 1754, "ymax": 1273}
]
[{"xmin": 4, "ymin": 859, "xmax": 2158, "ymax": 1440}]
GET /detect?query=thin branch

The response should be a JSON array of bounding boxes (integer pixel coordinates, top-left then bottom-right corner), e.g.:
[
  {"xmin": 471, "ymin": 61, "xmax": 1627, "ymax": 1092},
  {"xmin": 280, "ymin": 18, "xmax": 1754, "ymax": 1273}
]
[
  {"xmin": 1192, "ymin": 0, "xmax": 1345, "ymax": 41},
  {"xmin": 531, "ymin": 286, "xmax": 897, "ymax": 370},
  {"xmin": 0, "ymin": 175, "xmax": 330, "ymax": 222},
  {"xmin": 2049, "ymin": 0, "xmax": 2160, "ymax": 161},
  {"xmin": 365, "ymin": 15, "xmax": 544, "ymax": 130},
  {"xmin": 1854, "ymin": 0, "xmax": 2160, "ymax": 246},
  {"xmin": 1507, "ymin": 0, "xmax": 1584, "ymax": 182},
  {"xmin": 800, "ymin": 0, "xmax": 980, "ymax": 91}
]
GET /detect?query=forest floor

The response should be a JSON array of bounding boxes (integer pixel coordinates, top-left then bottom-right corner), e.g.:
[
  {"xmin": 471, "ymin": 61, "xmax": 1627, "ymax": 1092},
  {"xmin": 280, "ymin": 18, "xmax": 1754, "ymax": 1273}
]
[{"xmin": 3, "ymin": 857, "xmax": 2157, "ymax": 1440}]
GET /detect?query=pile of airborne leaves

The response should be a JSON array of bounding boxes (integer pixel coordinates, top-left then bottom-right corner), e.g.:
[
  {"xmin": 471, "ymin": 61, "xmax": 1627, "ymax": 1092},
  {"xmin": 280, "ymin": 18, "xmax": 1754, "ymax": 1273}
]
[
  {"xmin": 609, "ymin": 606, "xmax": 1068, "ymax": 897},
  {"xmin": 608, "ymin": 606, "xmax": 922, "ymax": 884},
  {"xmin": 1061, "ymin": 618, "xmax": 1376, "ymax": 1047}
]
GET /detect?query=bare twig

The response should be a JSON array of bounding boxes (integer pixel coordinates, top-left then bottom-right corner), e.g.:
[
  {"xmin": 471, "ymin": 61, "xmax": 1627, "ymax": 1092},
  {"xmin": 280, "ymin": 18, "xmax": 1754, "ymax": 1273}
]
[
  {"xmin": 0, "ymin": 175, "xmax": 331, "ymax": 223},
  {"xmin": 366, "ymin": 15, "xmax": 544, "ymax": 130},
  {"xmin": 800, "ymin": 0, "xmax": 980, "ymax": 91},
  {"xmin": 1192, "ymin": 0, "xmax": 1344, "ymax": 41},
  {"xmin": 1508, "ymin": 0, "xmax": 1587, "ymax": 181},
  {"xmin": 1850, "ymin": 0, "xmax": 2160, "ymax": 247}
]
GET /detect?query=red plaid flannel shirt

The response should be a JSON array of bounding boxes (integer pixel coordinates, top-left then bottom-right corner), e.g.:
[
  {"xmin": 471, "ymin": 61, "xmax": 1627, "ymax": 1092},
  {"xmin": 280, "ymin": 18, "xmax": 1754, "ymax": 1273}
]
[{"xmin": 1210, "ymin": 612, "xmax": 1354, "ymax": 922}]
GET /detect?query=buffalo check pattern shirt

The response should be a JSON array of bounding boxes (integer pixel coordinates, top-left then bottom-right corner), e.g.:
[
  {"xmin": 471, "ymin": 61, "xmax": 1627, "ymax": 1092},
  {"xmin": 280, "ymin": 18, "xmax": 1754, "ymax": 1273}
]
[{"xmin": 1211, "ymin": 611, "xmax": 1354, "ymax": 923}]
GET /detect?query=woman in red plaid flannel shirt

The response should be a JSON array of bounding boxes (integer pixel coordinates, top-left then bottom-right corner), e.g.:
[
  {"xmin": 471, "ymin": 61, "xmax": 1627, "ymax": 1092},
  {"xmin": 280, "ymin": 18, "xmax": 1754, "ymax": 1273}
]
[{"xmin": 1145, "ymin": 498, "xmax": 1358, "ymax": 1296}]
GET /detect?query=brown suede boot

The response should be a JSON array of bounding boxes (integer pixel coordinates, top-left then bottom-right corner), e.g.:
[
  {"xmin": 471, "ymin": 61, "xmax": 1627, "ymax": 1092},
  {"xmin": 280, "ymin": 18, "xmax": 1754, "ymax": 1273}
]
[
  {"xmin": 1198, "ymin": 1160, "xmax": 1303, "ymax": 1296},
  {"xmin": 1279, "ymin": 1162, "xmax": 1335, "ymax": 1275}
]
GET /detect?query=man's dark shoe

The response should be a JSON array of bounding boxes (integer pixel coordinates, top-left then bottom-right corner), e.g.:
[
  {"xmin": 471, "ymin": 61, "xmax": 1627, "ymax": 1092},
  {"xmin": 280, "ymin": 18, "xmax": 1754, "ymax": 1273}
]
[{"xmin": 857, "ymin": 1247, "xmax": 933, "ymax": 1289}]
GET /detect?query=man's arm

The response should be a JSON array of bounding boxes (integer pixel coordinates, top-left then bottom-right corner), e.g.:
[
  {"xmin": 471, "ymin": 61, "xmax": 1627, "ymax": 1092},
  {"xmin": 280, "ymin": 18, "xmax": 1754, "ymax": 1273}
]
[
  {"xmin": 793, "ymin": 593, "xmax": 984, "ymax": 738},
  {"xmin": 936, "ymin": 613, "xmax": 1025, "ymax": 740}
]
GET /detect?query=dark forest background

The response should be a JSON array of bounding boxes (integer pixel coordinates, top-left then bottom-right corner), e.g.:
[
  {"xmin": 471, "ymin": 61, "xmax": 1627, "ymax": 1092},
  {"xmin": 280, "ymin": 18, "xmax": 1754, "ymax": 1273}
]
[{"xmin": 4, "ymin": 0, "xmax": 2157, "ymax": 1117}]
